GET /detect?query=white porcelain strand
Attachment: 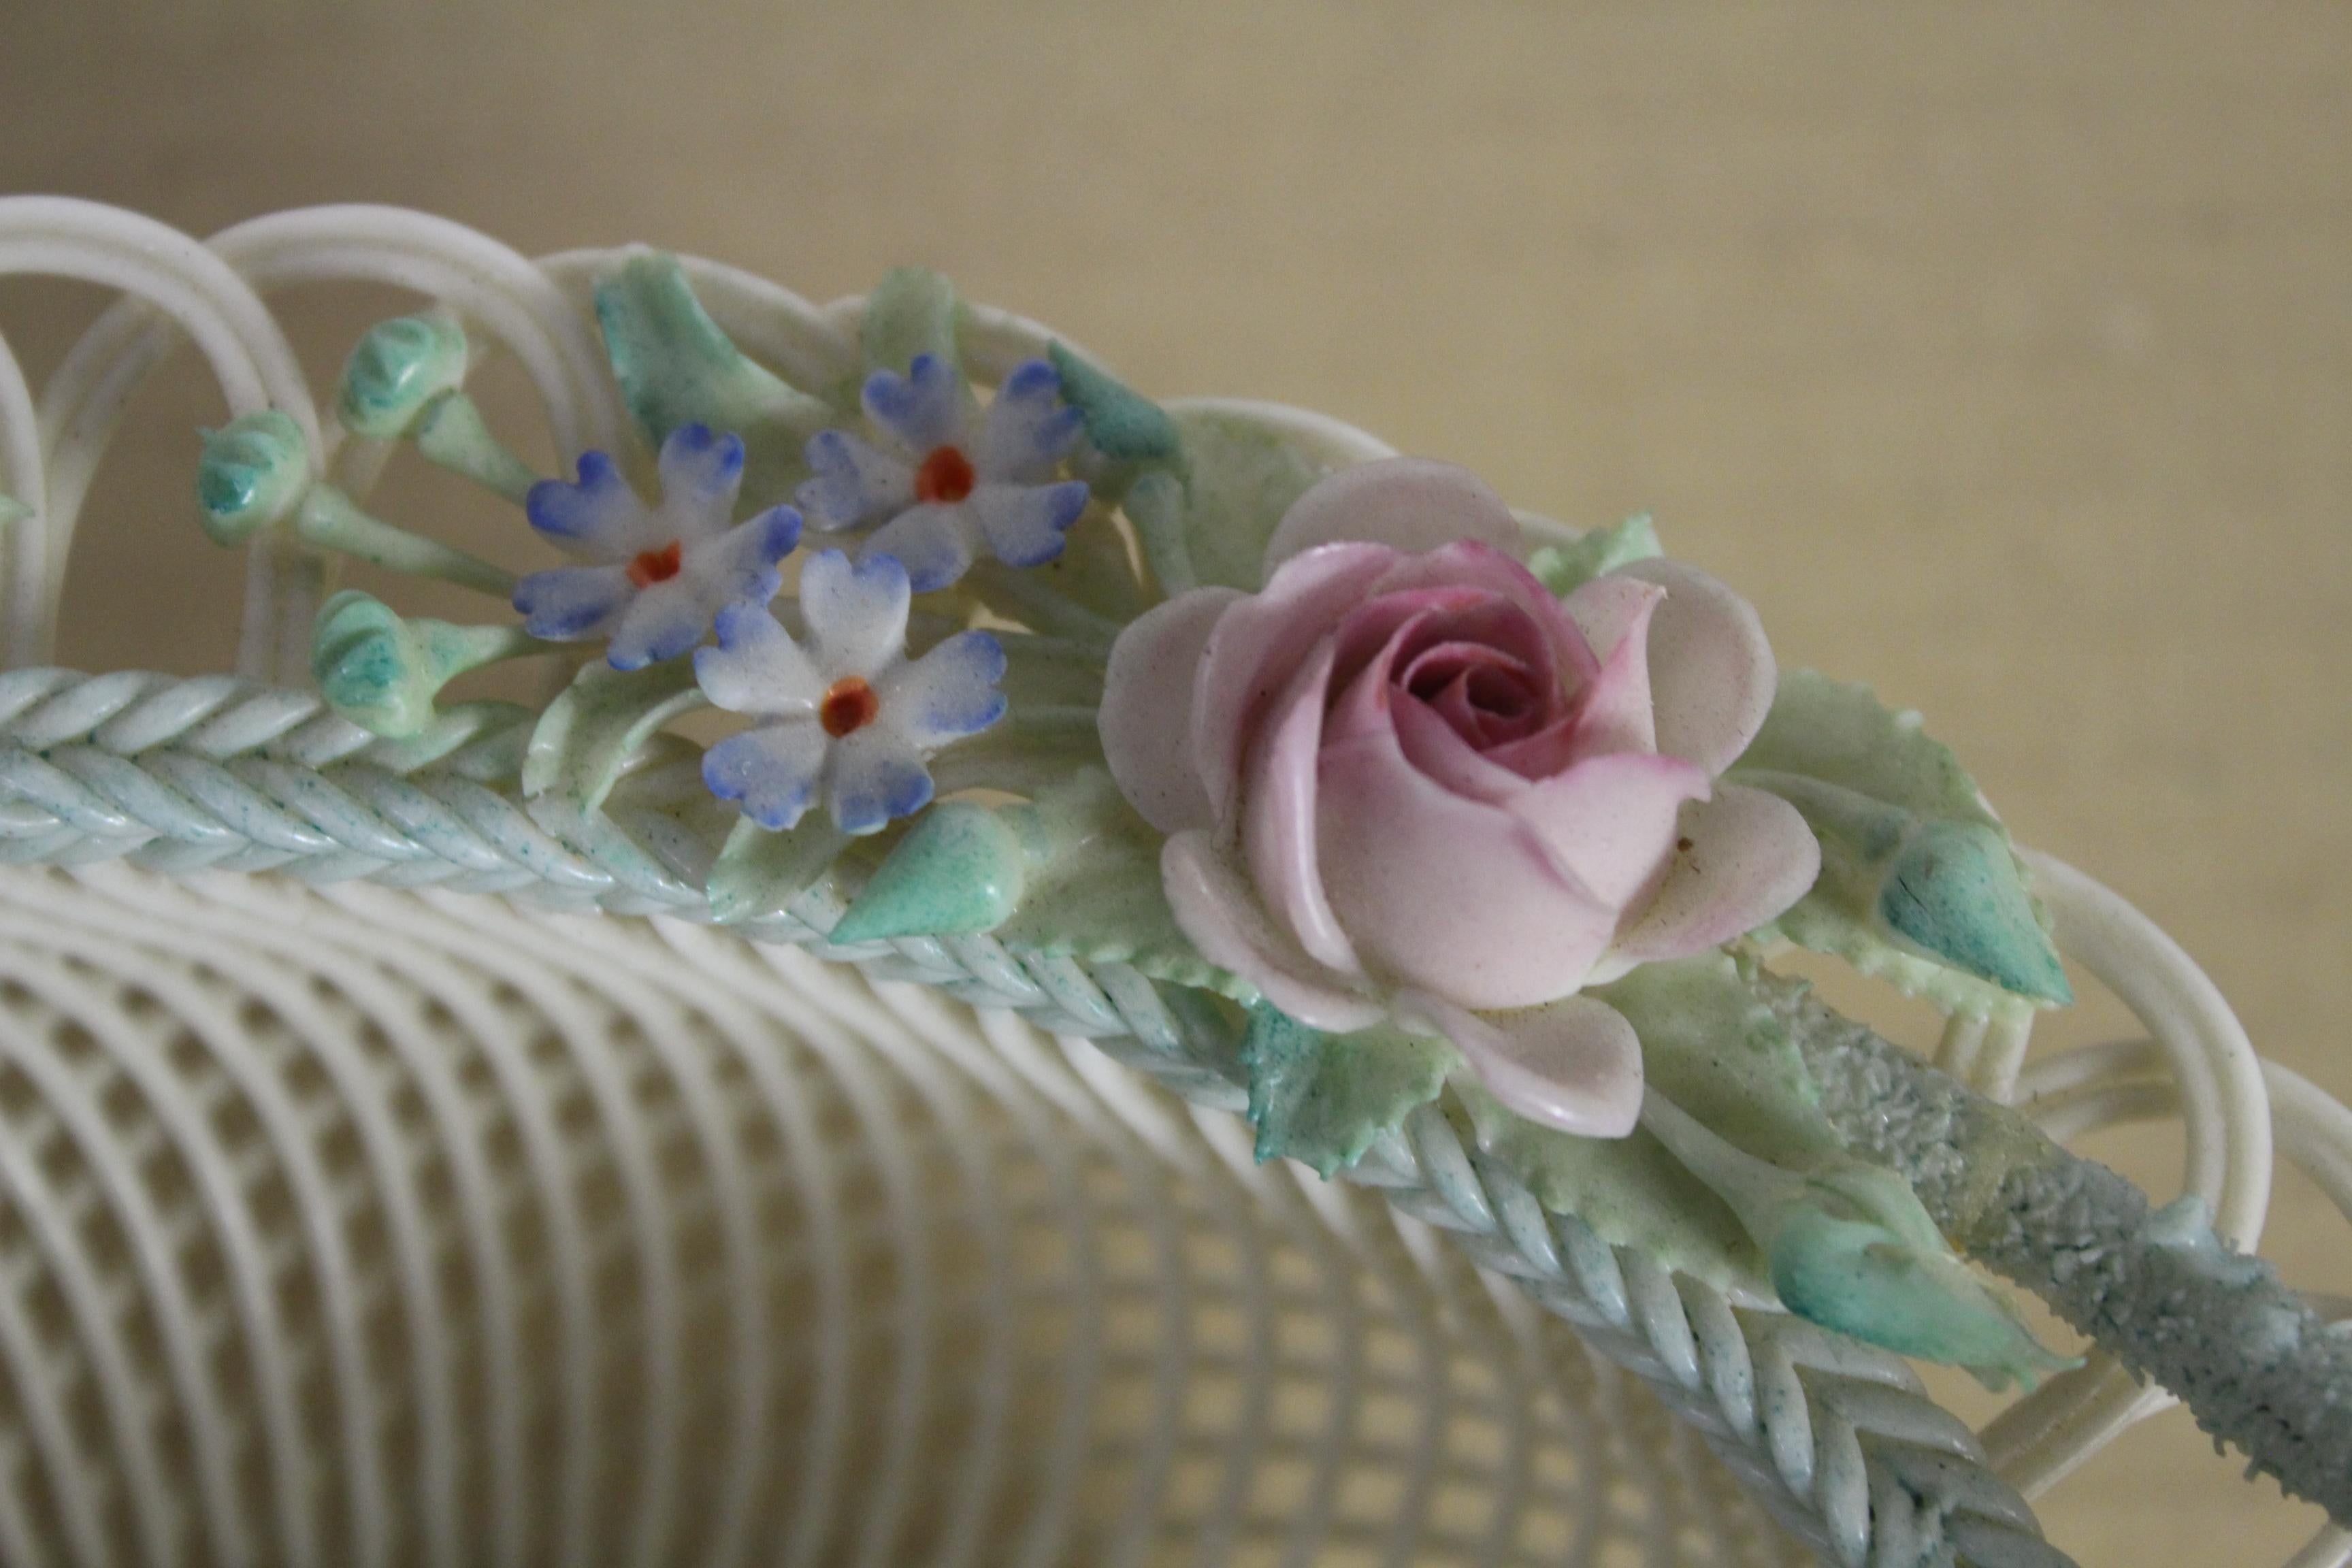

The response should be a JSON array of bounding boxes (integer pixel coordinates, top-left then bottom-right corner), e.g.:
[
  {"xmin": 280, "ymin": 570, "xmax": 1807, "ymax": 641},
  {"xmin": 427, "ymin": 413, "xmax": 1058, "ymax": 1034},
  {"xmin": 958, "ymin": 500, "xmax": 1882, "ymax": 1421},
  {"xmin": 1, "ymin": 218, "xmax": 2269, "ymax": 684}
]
[{"xmin": 0, "ymin": 201, "xmax": 2340, "ymax": 1567}]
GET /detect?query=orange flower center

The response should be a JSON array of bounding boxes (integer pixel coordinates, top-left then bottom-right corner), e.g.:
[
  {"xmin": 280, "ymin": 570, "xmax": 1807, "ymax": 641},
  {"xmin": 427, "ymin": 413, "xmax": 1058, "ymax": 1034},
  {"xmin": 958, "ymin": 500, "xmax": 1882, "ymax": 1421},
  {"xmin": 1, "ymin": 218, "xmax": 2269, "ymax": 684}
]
[
  {"xmin": 913, "ymin": 444, "xmax": 977, "ymax": 504},
  {"xmin": 820, "ymin": 676, "xmax": 881, "ymax": 738},
  {"xmin": 627, "ymin": 540, "xmax": 683, "ymax": 587}
]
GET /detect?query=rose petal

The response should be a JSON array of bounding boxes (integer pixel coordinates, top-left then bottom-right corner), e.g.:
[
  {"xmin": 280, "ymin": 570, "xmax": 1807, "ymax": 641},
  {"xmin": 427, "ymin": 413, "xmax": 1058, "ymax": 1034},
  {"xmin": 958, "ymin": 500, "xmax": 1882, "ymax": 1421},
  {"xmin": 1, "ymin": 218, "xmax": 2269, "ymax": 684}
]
[
  {"xmin": 1508, "ymin": 751, "xmax": 1711, "ymax": 909},
  {"xmin": 1162, "ymin": 830, "xmax": 1386, "ymax": 1032},
  {"xmin": 1242, "ymin": 634, "xmax": 1363, "ymax": 977},
  {"xmin": 1316, "ymin": 721, "xmax": 1618, "ymax": 1009},
  {"xmin": 1100, "ymin": 587, "xmax": 1242, "ymax": 834},
  {"xmin": 1560, "ymin": 574, "xmax": 1665, "ymax": 760},
  {"xmin": 1369, "ymin": 541, "xmax": 1600, "ymax": 687},
  {"xmin": 1399, "ymin": 990, "xmax": 1644, "ymax": 1139},
  {"xmin": 1262, "ymin": 457, "xmax": 1524, "ymax": 574},
  {"xmin": 1193, "ymin": 542, "xmax": 1398, "ymax": 824},
  {"xmin": 1613, "ymin": 558, "xmax": 1776, "ymax": 774},
  {"xmin": 1606, "ymin": 782, "xmax": 1822, "ymax": 965},
  {"xmin": 1390, "ymin": 693, "xmax": 1525, "ymax": 805}
]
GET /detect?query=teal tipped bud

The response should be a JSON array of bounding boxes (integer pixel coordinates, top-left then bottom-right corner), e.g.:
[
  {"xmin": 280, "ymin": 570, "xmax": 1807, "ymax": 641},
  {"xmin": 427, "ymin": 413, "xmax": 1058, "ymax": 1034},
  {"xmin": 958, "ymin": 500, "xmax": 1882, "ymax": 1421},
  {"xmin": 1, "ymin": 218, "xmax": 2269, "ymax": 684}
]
[
  {"xmin": 338, "ymin": 312, "xmax": 470, "ymax": 440},
  {"xmin": 1765, "ymin": 1162, "xmax": 2076, "ymax": 1391},
  {"xmin": 1642, "ymin": 1090, "xmax": 2074, "ymax": 1390},
  {"xmin": 312, "ymin": 590, "xmax": 532, "ymax": 739},
  {"xmin": 196, "ymin": 410, "xmax": 310, "ymax": 545}
]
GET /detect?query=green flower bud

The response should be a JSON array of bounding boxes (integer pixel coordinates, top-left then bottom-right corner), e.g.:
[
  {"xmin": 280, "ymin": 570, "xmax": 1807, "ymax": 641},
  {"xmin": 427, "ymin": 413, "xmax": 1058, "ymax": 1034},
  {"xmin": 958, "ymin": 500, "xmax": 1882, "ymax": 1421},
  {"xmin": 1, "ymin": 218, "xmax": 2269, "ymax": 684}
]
[
  {"xmin": 195, "ymin": 410, "xmax": 310, "ymax": 545},
  {"xmin": 338, "ymin": 312, "xmax": 470, "ymax": 440},
  {"xmin": 312, "ymin": 590, "xmax": 533, "ymax": 739},
  {"xmin": 1642, "ymin": 1090, "xmax": 2072, "ymax": 1390}
]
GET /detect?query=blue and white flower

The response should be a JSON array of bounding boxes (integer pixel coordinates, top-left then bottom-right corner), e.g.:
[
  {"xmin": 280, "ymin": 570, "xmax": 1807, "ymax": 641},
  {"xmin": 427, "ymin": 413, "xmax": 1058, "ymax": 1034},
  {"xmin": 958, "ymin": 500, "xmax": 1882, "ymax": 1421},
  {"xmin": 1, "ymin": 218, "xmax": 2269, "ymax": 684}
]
[
  {"xmin": 696, "ymin": 550, "xmax": 1009, "ymax": 834},
  {"xmin": 515, "ymin": 424, "xmax": 802, "ymax": 670},
  {"xmin": 796, "ymin": 354, "xmax": 1090, "ymax": 593}
]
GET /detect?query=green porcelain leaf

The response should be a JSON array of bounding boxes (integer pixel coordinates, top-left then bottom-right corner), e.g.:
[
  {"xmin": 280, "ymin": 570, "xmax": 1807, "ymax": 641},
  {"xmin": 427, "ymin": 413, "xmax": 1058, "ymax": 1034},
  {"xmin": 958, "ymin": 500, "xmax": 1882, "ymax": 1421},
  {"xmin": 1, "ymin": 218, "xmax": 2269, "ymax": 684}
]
[
  {"xmin": 1241, "ymin": 1005, "xmax": 1455, "ymax": 1178},
  {"xmin": 1458, "ymin": 1085, "xmax": 1764, "ymax": 1290},
  {"xmin": 1525, "ymin": 514, "xmax": 1663, "ymax": 595},
  {"xmin": 1590, "ymin": 953, "xmax": 1845, "ymax": 1171},
  {"xmin": 1466, "ymin": 955, "xmax": 1848, "ymax": 1292},
  {"xmin": 706, "ymin": 814, "xmax": 852, "ymax": 925},
  {"xmin": 1733, "ymin": 669, "xmax": 2070, "ymax": 1011},
  {"xmin": 0, "ymin": 493, "xmax": 31, "ymax": 533},
  {"xmin": 1134, "ymin": 408, "xmax": 1328, "ymax": 593},
  {"xmin": 594, "ymin": 251, "xmax": 833, "ymax": 500},
  {"xmin": 862, "ymin": 266, "xmax": 960, "ymax": 377},
  {"xmin": 521, "ymin": 658, "xmax": 706, "ymax": 818}
]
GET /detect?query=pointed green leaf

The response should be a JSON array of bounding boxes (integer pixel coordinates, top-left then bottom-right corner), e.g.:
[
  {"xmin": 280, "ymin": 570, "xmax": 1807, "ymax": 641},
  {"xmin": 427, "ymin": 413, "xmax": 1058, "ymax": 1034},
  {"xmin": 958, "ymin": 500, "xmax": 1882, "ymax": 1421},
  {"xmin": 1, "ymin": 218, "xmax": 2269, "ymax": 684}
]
[
  {"xmin": 992, "ymin": 770, "xmax": 1208, "ymax": 979},
  {"xmin": 1525, "ymin": 514, "xmax": 1663, "ymax": 595},
  {"xmin": 521, "ymin": 658, "xmax": 706, "ymax": 817},
  {"xmin": 831, "ymin": 802, "xmax": 1028, "ymax": 943},
  {"xmin": 0, "ymin": 493, "xmax": 29, "ymax": 533},
  {"xmin": 1458, "ymin": 1085, "xmax": 1764, "ymax": 1290},
  {"xmin": 706, "ymin": 813, "xmax": 852, "ymax": 925},
  {"xmin": 862, "ymin": 267, "xmax": 959, "ymax": 377},
  {"xmin": 594, "ymin": 251, "xmax": 833, "ymax": 498},
  {"xmin": 1591, "ymin": 953, "xmax": 1846, "ymax": 1169},
  {"xmin": 1733, "ymin": 670, "xmax": 2070, "ymax": 1009},
  {"xmin": 1160, "ymin": 408, "xmax": 1327, "ymax": 591},
  {"xmin": 1241, "ymin": 1004, "xmax": 1454, "ymax": 1177},
  {"xmin": 1048, "ymin": 342, "xmax": 1181, "ymax": 465}
]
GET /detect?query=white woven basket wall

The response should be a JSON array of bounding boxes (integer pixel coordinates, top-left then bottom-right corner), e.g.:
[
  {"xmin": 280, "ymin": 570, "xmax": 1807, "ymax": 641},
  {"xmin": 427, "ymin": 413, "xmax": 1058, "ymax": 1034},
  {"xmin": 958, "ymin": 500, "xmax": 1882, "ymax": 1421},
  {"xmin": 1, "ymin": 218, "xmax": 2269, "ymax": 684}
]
[{"xmin": 0, "ymin": 198, "xmax": 2343, "ymax": 1568}]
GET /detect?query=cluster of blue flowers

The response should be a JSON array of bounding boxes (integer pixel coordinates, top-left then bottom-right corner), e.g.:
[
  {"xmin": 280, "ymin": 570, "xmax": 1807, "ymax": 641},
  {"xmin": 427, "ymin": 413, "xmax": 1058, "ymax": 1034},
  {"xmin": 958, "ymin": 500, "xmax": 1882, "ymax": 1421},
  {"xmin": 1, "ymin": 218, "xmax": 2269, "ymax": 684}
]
[{"xmin": 512, "ymin": 355, "xmax": 1089, "ymax": 835}]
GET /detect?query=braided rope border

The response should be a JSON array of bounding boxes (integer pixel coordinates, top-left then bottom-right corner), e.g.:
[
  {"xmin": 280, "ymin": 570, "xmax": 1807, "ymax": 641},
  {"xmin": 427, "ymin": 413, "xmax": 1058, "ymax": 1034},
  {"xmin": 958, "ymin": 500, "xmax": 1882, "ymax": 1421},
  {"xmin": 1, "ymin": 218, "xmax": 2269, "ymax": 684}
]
[{"xmin": 0, "ymin": 663, "xmax": 2066, "ymax": 1567}]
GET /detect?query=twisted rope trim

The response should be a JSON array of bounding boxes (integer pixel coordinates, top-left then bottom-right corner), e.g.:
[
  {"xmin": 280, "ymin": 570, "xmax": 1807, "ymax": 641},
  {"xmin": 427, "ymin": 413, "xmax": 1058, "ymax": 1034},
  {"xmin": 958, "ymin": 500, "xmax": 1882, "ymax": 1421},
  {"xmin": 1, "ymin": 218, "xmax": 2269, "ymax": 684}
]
[{"xmin": 0, "ymin": 664, "xmax": 2066, "ymax": 1568}]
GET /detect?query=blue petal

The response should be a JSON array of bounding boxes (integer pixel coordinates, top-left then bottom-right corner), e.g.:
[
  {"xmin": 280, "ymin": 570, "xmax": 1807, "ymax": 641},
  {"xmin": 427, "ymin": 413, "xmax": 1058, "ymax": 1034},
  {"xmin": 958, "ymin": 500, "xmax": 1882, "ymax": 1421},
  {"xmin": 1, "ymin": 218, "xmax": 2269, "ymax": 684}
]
[
  {"xmin": 977, "ymin": 359, "xmax": 1082, "ymax": 481},
  {"xmin": 799, "ymin": 549, "xmax": 912, "ymax": 676},
  {"xmin": 797, "ymin": 429, "xmax": 912, "ymax": 532},
  {"xmin": 684, "ymin": 505, "xmax": 800, "ymax": 609},
  {"xmin": 657, "ymin": 423, "xmax": 747, "ymax": 508},
  {"xmin": 604, "ymin": 579, "xmax": 716, "ymax": 670},
  {"xmin": 970, "ymin": 480, "xmax": 1088, "ymax": 569},
  {"xmin": 703, "ymin": 721, "xmax": 827, "ymax": 830},
  {"xmin": 883, "ymin": 630, "xmax": 1009, "ymax": 747},
  {"xmin": 697, "ymin": 602, "xmax": 823, "ymax": 716},
  {"xmin": 858, "ymin": 504, "xmax": 976, "ymax": 594},
  {"xmin": 525, "ymin": 451, "xmax": 654, "ymax": 559},
  {"xmin": 514, "ymin": 564, "xmax": 633, "ymax": 640},
  {"xmin": 862, "ymin": 352, "xmax": 962, "ymax": 455},
  {"xmin": 824, "ymin": 730, "xmax": 934, "ymax": 835}
]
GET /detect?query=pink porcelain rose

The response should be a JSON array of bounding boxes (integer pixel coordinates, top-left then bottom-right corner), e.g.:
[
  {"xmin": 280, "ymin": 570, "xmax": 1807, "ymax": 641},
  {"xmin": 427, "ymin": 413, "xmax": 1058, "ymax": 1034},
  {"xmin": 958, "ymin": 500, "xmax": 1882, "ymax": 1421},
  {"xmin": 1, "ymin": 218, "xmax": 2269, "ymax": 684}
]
[{"xmin": 1099, "ymin": 458, "xmax": 1820, "ymax": 1138}]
